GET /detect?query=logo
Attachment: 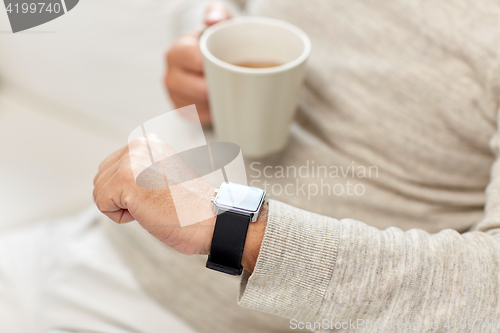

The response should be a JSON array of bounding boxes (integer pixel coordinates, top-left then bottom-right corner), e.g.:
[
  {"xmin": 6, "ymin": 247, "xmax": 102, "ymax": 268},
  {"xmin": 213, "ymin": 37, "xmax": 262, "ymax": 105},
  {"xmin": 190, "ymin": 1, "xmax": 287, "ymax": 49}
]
[
  {"xmin": 3, "ymin": 0, "xmax": 79, "ymax": 33},
  {"xmin": 129, "ymin": 105, "xmax": 248, "ymax": 227}
]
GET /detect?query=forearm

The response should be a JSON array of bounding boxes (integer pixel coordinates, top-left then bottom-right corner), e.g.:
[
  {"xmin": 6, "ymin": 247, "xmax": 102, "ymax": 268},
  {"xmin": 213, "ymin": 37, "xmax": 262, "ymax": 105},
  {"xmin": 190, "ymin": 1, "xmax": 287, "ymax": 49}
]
[{"xmin": 238, "ymin": 200, "xmax": 500, "ymax": 331}]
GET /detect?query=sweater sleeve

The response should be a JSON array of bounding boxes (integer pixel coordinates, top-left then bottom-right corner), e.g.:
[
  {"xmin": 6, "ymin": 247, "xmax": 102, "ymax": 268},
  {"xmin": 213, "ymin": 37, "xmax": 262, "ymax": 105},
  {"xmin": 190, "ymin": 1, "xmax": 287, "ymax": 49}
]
[{"xmin": 238, "ymin": 131, "xmax": 500, "ymax": 332}]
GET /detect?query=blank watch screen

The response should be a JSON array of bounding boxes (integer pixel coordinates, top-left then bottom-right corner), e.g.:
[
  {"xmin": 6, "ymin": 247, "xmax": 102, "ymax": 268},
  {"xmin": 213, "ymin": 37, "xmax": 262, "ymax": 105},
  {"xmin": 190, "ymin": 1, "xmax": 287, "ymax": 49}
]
[{"xmin": 216, "ymin": 183, "xmax": 265, "ymax": 212}]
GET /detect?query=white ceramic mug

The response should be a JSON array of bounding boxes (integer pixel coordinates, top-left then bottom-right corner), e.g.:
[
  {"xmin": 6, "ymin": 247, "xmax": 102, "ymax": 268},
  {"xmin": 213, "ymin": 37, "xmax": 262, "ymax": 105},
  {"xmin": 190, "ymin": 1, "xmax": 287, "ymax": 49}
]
[{"xmin": 200, "ymin": 17, "xmax": 311, "ymax": 158}]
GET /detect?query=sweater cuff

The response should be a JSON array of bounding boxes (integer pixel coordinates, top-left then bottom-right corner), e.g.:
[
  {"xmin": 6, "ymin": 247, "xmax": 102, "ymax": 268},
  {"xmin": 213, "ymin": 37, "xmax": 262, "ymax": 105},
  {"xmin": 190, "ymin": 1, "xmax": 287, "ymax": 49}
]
[{"xmin": 238, "ymin": 199, "xmax": 341, "ymax": 320}]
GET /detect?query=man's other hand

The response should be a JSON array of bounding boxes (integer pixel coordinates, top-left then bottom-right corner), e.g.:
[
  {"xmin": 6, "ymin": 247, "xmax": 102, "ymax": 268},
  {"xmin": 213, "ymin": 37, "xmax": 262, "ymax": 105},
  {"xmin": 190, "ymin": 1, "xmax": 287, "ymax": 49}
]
[{"xmin": 164, "ymin": 2, "xmax": 232, "ymax": 126}]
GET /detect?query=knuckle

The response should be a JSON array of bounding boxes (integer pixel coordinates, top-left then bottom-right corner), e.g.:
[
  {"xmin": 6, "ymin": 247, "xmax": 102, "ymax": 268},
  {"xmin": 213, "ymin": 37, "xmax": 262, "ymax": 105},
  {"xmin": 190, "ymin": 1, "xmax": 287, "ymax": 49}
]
[
  {"xmin": 194, "ymin": 56, "xmax": 205, "ymax": 72},
  {"xmin": 115, "ymin": 168, "xmax": 127, "ymax": 182},
  {"xmin": 166, "ymin": 36, "xmax": 190, "ymax": 63},
  {"xmin": 123, "ymin": 192, "xmax": 134, "ymax": 210},
  {"xmin": 164, "ymin": 73, "xmax": 174, "ymax": 90},
  {"xmin": 130, "ymin": 136, "xmax": 147, "ymax": 148},
  {"xmin": 94, "ymin": 193, "xmax": 106, "ymax": 212},
  {"xmin": 128, "ymin": 151, "xmax": 146, "ymax": 166},
  {"xmin": 196, "ymin": 84, "xmax": 208, "ymax": 100},
  {"xmin": 165, "ymin": 47, "xmax": 176, "ymax": 65},
  {"xmin": 116, "ymin": 165, "xmax": 133, "ymax": 185},
  {"xmin": 92, "ymin": 184, "xmax": 99, "ymax": 198}
]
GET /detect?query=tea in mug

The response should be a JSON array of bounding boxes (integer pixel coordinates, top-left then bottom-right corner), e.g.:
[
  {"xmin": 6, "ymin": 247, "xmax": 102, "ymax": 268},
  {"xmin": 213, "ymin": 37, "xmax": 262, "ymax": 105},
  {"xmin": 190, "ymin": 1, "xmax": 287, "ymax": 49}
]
[{"xmin": 233, "ymin": 61, "xmax": 283, "ymax": 68}]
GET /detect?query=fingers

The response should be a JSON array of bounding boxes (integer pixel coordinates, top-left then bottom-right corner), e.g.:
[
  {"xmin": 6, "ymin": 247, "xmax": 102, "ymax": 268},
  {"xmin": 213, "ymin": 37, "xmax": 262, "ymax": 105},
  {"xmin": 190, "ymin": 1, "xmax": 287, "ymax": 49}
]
[
  {"xmin": 165, "ymin": 35, "xmax": 207, "ymax": 102},
  {"xmin": 93, "ymin": 159, "xmax": 120, "ymax": 200},
  {"xmin": 205, "ymin": 1, "xmax": 232, "ymax": 26},
  {"xmin": 94, "ymin": 174, "xmax": 135, "ymax": 224},
  {"xmin": 164, "ymin": 18, "xmax": 216, "ymax": 126},
  {"xmin": 165, "ymin": 67, "xmax": 208, "ymax": 101},
  {"xmin": 93, "ymin": 135, "xmax": 177, "ymax": 225},
  {"xmin": 164, "ymin": 1, "xmax": 232, "ymax": 129},
  {"xmin": 197, "ymin": 107, "xmax": 211, "ymax": 126},
  {"xmin": 166, "ymin": 34, "xmax": 204, "ymax": 74},
  {"xmin": 105, "ymin": 209, "xmax": 135, "ymax": 224}
]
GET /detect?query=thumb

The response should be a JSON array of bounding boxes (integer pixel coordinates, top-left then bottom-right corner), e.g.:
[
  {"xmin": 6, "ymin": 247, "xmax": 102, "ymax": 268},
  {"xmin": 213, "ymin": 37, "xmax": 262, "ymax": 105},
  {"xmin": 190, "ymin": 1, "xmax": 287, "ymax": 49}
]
[{"xmin": 204, "ymin": 2, "xmax": 232, "ymax": 26}]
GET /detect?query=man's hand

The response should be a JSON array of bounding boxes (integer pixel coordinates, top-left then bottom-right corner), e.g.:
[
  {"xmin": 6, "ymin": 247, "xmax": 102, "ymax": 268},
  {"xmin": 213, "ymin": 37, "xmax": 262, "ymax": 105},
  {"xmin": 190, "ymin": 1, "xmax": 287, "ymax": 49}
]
[
  {"xmin": 93, "ymin": 134, "xmax": 267, "ymax": 272},
  {"xmin": 164, "ymin": 2, "xmax": 232, "ymax": 126},
  {"xmin": 93, "ymin": 135, "xmax": 217, "ymax": 256}
]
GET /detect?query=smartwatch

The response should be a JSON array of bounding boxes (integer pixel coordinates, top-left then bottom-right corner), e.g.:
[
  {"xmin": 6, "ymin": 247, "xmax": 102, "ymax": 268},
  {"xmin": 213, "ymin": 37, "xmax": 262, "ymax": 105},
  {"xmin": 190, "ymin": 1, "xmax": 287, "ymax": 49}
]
[{"xmin": 206, "ymin": 182, "xmax": 266, "ymax": 275}]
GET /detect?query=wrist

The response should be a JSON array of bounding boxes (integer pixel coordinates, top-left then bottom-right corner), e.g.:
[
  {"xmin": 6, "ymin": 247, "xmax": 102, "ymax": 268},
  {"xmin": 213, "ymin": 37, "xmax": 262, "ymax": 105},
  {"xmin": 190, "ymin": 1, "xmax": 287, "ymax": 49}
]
[
  {"xmin": 199, "ymin": 215, "xmax": 217, "ymax": 256},
  {"xmin": 204, "ymin": 183, "xmax": 268, "ymax": 275},
  {"xmin": 203, "ymin": 201, "xmax": 267, "ymax": 272},
  {"xmin": 241, "ymin": 201, "xmax": 268, "ymax": 273}
]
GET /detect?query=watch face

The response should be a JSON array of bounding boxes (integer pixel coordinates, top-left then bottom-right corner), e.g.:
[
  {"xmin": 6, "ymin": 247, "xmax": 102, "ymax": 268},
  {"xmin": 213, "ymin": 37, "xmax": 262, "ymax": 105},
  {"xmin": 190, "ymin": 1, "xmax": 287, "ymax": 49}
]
[{"xmin": 215, "ymin": 182, "xmax": 265, "ymax": 213}]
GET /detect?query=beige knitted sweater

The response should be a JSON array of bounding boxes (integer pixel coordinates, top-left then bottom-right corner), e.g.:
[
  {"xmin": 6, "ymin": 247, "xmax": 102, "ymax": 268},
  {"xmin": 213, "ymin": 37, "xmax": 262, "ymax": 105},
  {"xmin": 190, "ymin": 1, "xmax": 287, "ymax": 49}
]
[{"xmin": 106, "ymin": 1, "xmax": 500, "ymax": 332}]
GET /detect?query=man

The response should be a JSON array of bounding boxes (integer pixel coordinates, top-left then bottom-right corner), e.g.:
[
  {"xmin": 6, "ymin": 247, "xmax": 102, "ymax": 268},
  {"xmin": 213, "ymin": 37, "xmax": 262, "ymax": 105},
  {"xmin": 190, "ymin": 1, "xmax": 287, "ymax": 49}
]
[{"xmin": 94, "ymin": 0, "xmax": 500, "ymax": 332}]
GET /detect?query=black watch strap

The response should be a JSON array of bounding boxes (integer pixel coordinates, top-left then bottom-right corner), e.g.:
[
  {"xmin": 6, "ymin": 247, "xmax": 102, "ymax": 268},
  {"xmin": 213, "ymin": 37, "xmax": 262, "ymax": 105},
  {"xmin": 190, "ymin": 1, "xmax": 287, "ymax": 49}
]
[{"xmin": 206, "ymin": 210, "xmax": 251, "ymax": 275}]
